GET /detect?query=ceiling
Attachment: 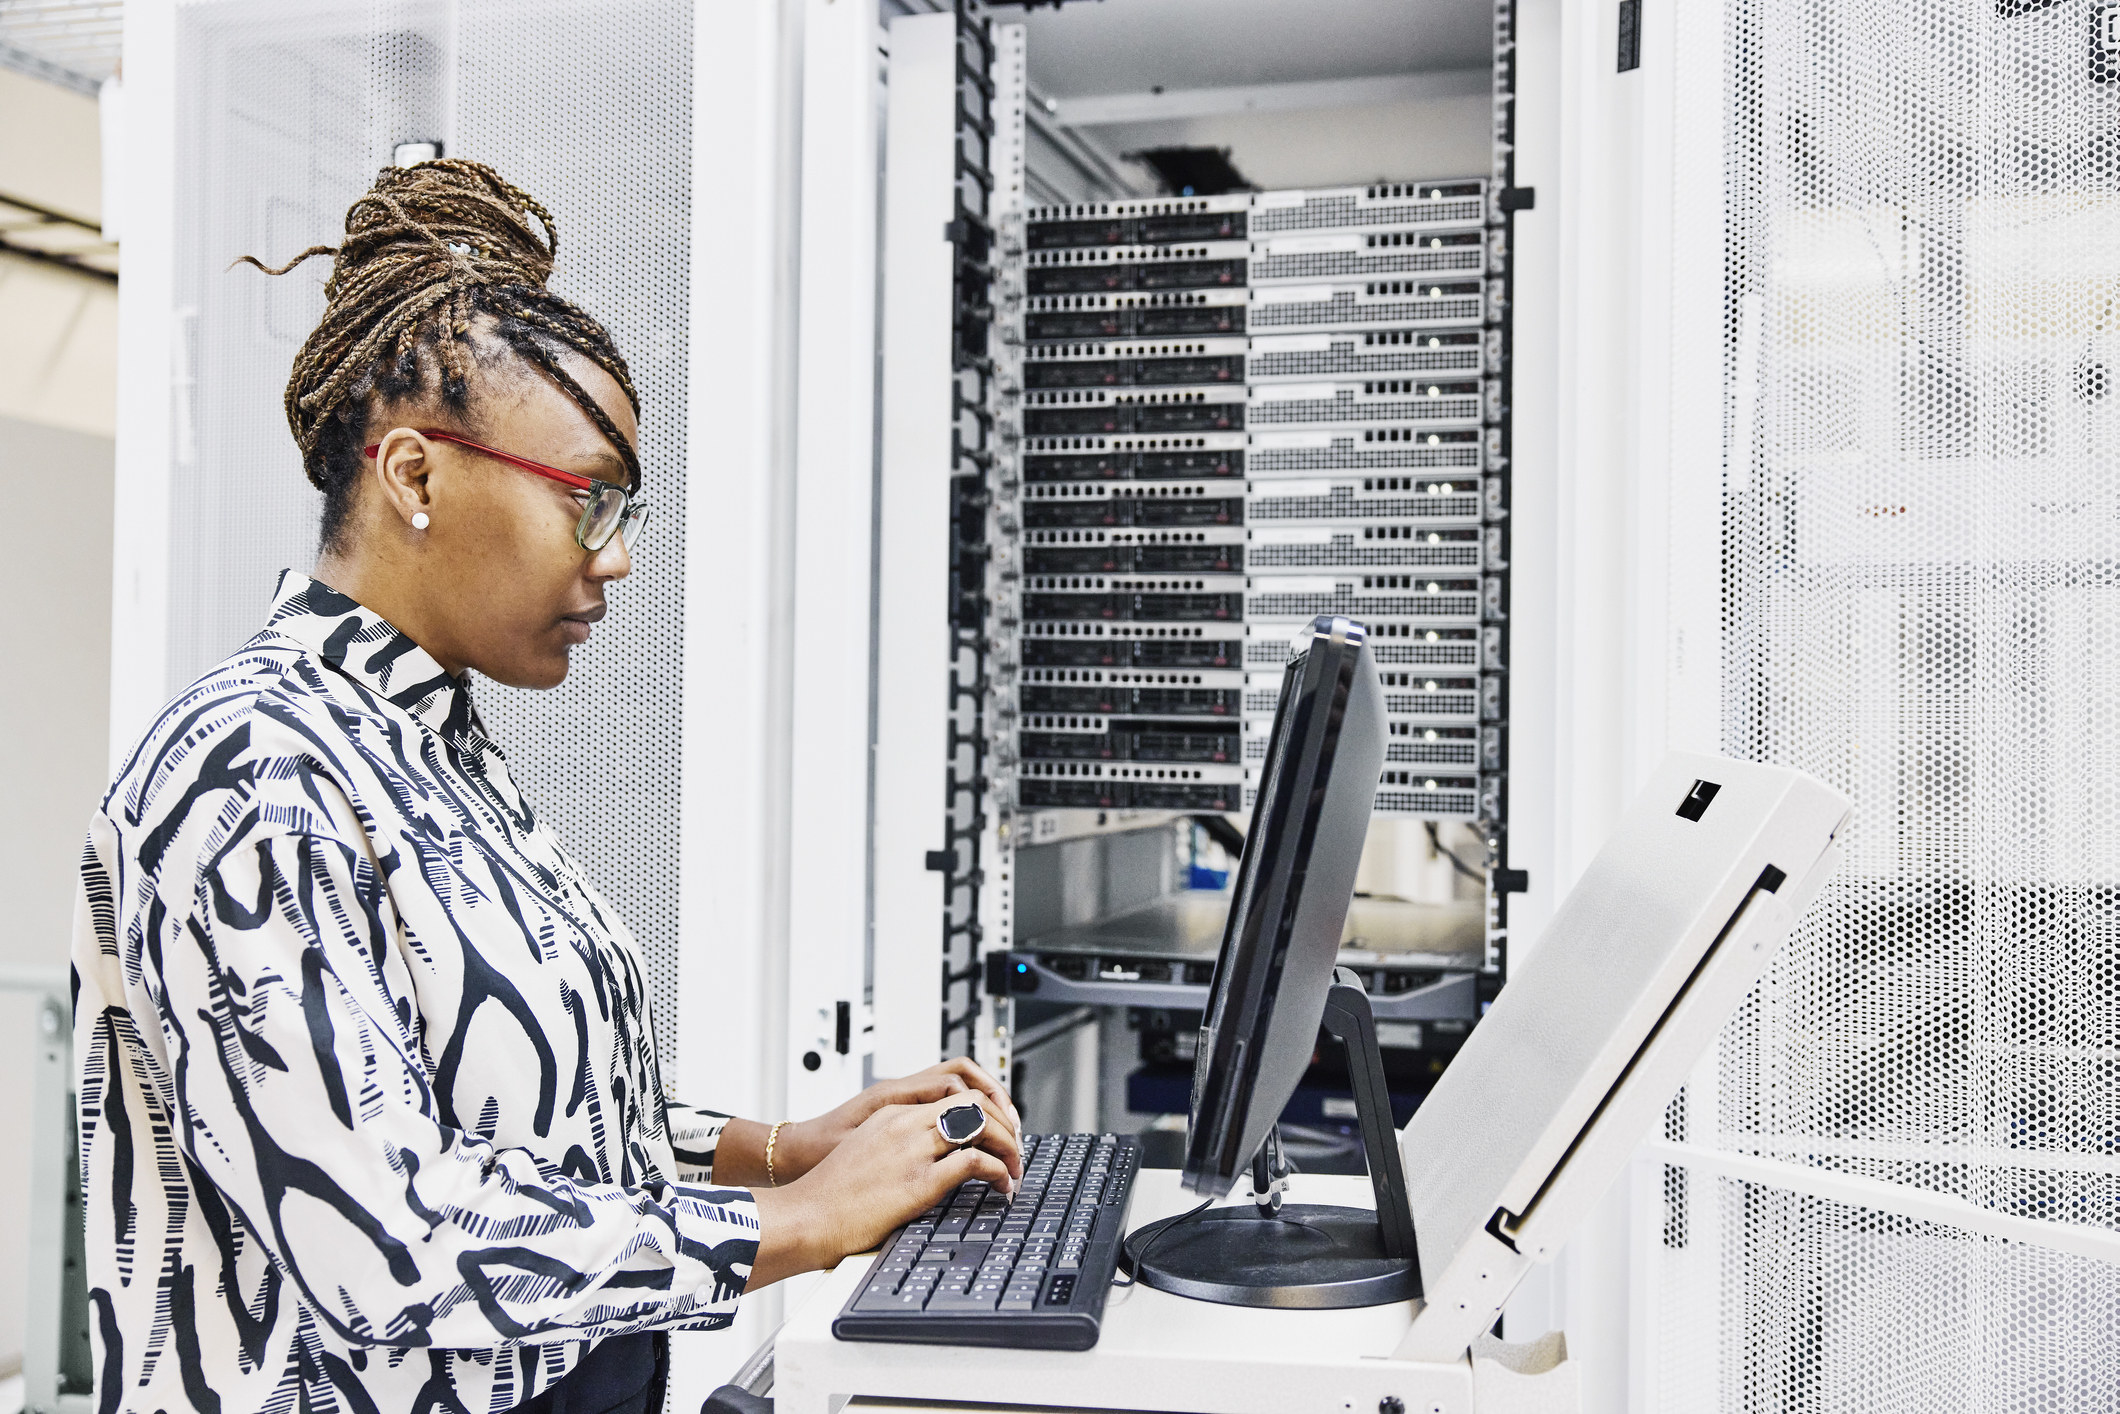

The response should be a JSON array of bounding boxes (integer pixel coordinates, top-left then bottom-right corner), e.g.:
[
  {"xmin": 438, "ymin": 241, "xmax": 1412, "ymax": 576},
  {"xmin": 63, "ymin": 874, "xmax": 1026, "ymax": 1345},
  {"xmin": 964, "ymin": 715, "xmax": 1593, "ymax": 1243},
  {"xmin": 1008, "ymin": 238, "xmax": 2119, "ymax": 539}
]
[{"xmin": 0, "ymin": 0, "xmax": 121, "ymax": 94}]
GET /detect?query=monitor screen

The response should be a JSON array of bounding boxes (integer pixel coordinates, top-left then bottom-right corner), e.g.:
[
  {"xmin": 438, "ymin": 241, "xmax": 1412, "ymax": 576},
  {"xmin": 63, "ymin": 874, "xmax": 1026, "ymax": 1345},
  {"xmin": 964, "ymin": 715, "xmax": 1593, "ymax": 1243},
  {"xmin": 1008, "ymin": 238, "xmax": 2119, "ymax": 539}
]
[{"xmin": 1181, "ymin": 615, "xmax": 1386, "ymax": 1196}]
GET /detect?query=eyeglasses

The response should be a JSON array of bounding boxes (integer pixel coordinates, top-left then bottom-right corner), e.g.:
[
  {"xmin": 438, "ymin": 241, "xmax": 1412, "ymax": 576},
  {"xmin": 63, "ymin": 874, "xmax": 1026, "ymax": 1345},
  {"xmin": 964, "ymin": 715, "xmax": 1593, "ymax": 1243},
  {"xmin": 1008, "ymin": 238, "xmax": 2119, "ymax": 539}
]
[{"xmin": 362, "ymin": 429, "xmax": 650, "ymax": 553}]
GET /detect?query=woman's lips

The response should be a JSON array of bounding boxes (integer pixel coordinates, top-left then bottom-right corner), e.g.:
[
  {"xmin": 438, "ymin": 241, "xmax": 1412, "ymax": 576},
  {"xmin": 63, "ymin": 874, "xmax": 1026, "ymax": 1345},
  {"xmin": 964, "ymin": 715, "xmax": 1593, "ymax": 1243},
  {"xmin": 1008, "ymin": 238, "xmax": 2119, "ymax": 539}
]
[{"xmin": 560, "ymin": 604, "xmax": 606, "ymax": 644}]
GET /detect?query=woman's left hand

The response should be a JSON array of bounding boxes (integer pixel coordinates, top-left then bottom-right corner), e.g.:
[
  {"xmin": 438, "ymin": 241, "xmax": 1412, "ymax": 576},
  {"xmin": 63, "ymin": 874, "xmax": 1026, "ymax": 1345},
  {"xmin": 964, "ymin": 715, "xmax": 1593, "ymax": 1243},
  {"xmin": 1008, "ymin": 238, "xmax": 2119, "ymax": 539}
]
[{"xmin": 773, "ymin": 1058, "xmax": 1020, "ymax": 1184}]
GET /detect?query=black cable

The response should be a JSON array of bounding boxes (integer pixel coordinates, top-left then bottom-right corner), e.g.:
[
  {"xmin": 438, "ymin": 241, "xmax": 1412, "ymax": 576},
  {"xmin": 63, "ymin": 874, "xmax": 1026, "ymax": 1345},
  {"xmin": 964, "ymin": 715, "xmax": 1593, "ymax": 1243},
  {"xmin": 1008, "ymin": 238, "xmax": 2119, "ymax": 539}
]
[
  {"xmin": 1426, "ymin": 822, "xmax": 1487, "ymax": 884},
  {"xmin": 1193, "ymin": 814, "xmax": 1247, "ymax": 859},
  {"xmin": 1110, "ymin": 1199, "xmax": 1213, "ymax": 1289}
]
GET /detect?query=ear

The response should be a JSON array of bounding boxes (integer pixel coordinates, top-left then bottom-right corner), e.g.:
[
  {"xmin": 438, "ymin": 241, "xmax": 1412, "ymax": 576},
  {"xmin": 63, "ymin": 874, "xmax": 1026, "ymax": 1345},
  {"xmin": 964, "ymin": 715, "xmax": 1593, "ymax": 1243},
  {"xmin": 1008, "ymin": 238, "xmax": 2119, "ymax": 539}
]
[{"xmin": 368, "ymin": 426, "xmax": 435, "ymax": 529}]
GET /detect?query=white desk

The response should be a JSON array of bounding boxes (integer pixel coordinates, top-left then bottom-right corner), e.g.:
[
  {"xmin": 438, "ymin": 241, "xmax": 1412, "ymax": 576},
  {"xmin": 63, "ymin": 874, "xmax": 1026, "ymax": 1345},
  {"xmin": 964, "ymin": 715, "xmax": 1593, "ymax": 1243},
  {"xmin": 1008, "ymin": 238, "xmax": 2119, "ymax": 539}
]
[{"xmin": 771, "ymin": 1169, "xmax": 1577, "ymax": 1414}]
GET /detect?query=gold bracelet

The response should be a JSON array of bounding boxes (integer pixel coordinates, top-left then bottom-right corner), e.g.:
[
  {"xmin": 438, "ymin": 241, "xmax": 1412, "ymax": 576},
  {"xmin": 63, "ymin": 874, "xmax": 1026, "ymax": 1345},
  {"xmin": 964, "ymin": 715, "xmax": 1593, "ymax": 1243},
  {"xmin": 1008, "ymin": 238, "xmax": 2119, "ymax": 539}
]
[{"xmin": 765, "ymin": 1120, "xmax": 789, "ymax": 1188}]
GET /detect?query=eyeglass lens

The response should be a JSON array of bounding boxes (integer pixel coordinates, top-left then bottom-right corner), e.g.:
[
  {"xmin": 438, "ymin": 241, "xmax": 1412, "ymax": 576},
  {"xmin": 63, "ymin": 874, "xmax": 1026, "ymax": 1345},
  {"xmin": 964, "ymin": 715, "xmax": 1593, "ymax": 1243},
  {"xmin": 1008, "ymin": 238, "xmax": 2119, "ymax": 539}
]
[{"xmin": 579, "ymin": 485, "xmax": 645, "ymax": 552}]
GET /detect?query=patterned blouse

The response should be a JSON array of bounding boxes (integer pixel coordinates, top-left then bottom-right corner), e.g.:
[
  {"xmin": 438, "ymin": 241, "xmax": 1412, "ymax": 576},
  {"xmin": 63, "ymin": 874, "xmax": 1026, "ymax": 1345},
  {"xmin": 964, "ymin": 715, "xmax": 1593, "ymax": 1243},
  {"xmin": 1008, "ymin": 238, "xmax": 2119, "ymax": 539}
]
[{"xmin": 73, "ymin": 572, "xmax": 758, "ymax": 1414}]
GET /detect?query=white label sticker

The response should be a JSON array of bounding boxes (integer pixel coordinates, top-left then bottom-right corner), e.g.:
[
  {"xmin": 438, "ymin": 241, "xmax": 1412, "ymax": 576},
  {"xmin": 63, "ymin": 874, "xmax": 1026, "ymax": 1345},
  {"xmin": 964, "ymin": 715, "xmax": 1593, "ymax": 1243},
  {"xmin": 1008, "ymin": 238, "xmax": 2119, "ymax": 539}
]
[
  {"xmin": 1246, "ymin": 620, "xmax": 1307, "ymax": 639},
  {"xmin": 1250, "ymin": 577, "xmax": 1341, "ymax": 595},
  {"xmin": 1248, "ymin": 334, "xmax": 1336, "ymax": 353},
  {"xmin": 1264, "ymin": 234, "xmax": 1362, "ymax": 255},
  {"xmin": 1248, "ymin": 527, "xmax": 1337, "ymax": 544},
  {"xmin": 1249, "ymin": 431, "xmax": 1336, "ymax": 449},
  {"xmin": 1253, "ymin": 189, "xmax": 1308, "ymax": 209},
  {"xmin": 1251, "ymin": 382, "xmax": 1341, "ymax": 403},
  {"xmin": 1251, "ymin": 479, "xmax": 1333, "ymax": 497},
  {"xmin": 1251, "ymin": 284, "xmax": 1339, "ymax": 306}
]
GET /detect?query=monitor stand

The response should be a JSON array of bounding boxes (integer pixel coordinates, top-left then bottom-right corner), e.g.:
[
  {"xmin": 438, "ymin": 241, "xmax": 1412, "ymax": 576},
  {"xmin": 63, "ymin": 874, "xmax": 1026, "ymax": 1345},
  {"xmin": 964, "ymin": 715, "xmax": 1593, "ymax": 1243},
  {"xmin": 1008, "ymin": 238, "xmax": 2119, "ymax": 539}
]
[{"xmin": 1122, "ymin": 967, "xmax": 1423, "ymax": 1309}]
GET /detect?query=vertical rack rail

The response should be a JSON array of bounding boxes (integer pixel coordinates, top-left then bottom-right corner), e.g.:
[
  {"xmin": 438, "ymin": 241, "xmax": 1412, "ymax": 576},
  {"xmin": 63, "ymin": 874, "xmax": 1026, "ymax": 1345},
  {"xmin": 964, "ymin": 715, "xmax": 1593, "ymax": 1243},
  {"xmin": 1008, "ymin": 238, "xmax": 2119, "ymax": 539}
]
[
  {"xmin": 939, "ymin": 1, "xmax": 1005, "ymax": 1059},
  {"xmin": 969, "ymin": 20, "xmax": 1027, "ymax": 1081},
  {"xmin": 1482, "ymin": 0, "xmax": 1525, "ymax": 996}
]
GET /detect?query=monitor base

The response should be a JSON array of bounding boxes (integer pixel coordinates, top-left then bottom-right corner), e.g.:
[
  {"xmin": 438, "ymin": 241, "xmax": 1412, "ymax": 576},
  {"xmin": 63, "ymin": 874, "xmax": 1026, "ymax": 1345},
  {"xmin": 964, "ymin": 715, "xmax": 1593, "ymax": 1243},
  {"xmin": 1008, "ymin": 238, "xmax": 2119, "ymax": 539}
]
[{"xmin": 1122, "ymin": 1203, "xmax": 1422, "ymax": 1309}]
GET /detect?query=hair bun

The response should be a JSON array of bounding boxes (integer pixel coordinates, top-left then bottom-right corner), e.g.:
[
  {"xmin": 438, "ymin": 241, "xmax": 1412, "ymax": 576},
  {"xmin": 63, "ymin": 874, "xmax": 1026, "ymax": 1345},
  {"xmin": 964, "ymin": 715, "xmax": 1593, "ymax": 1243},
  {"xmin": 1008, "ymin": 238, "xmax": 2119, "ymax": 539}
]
[{"xmin": 328, "ymin": 158, "xmax": 559, "ymax": 300}]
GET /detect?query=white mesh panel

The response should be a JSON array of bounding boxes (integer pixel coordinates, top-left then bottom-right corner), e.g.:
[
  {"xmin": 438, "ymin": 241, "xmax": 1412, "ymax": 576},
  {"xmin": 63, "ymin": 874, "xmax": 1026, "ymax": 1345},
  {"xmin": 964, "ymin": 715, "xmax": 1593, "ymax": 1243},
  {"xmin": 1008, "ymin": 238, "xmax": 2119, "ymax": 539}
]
[
  {"xmin": 1661, "ymin": 0, "xmax": 2120, "ymax": 1406},
  {"xmin": 168, "ymin": 0, "xmax": 692, "ymax": 1070}
]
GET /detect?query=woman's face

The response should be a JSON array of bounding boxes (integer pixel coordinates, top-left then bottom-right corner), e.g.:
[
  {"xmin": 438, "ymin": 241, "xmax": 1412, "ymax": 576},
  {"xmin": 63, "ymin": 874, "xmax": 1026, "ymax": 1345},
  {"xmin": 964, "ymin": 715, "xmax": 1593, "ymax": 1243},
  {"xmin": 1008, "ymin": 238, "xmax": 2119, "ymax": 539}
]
[{"xmin": 368, "ymin": 347, "xmax": 640, "ymax": 689}]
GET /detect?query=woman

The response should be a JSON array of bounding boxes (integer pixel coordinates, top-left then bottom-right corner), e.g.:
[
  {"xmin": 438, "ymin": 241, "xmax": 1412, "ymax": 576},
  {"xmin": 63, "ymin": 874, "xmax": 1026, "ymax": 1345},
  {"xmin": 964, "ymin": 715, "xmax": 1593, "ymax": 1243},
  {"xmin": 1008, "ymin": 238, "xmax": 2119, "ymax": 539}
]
[{"xmin": 72, "ymin": 159, "xmax": 1019, "ymax": 1414}]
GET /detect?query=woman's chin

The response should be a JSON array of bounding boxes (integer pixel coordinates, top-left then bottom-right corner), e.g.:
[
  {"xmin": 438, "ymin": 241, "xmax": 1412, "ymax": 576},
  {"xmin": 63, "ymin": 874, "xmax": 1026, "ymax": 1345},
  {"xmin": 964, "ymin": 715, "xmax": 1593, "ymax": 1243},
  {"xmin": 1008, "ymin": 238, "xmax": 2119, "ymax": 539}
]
[{"xmin": 481, "ymin": 650, "xmax": 572, "ymax": 691}]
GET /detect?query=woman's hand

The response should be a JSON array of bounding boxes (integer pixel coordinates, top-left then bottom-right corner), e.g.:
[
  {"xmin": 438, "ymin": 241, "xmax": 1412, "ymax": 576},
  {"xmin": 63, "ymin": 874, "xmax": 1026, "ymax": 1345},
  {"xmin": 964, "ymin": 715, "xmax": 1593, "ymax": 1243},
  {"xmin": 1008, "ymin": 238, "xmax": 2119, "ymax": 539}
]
[
  {"xmin": 747, "ymin": 1090, "xmax": 1023, "ymax": 1289},
  {"xmin": 753, "ymin": 1058, "xmax": 1021, "ymax": 1186}
]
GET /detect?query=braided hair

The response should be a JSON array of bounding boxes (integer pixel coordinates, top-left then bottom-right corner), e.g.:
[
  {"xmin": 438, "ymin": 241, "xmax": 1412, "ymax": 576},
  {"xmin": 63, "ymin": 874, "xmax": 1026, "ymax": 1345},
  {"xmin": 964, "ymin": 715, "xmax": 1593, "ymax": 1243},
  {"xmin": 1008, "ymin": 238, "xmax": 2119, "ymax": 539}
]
[{"xmin": 239, "ymin": 159, "xmax": 639, "ymax": 551}]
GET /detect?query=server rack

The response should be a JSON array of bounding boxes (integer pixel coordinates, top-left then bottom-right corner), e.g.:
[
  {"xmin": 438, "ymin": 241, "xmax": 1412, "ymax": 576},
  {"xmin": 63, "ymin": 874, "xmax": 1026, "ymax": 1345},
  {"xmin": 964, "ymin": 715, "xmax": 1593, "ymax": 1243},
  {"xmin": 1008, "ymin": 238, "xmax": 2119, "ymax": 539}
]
[{"xmin": 942, "ymin": 1, "xmax": 1530, "ymax": 1127}]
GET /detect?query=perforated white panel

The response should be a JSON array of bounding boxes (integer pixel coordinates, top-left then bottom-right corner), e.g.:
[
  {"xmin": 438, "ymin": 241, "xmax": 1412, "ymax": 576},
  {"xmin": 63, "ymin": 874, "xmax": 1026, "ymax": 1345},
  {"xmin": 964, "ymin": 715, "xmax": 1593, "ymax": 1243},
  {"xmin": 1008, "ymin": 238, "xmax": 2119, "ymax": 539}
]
[
  {"xmin": 168, "ymin": 0, "xmax": 692, "ymax": 1071},
  {"xmin": 1653, "ymin": 1, "xmax": 2120, "ymax": 1407}
]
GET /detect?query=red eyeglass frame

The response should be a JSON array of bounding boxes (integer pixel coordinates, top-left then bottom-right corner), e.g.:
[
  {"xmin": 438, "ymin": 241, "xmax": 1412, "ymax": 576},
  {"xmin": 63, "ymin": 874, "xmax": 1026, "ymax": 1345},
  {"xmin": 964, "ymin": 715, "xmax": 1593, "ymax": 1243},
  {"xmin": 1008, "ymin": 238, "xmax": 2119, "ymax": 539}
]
[
  {"xmin": 362, "ymin": 428, "xmax": 613, "ymax": 493},
  {"xmin": 362, "ymin": 428, "xmax": 647, "ymax": 551}
]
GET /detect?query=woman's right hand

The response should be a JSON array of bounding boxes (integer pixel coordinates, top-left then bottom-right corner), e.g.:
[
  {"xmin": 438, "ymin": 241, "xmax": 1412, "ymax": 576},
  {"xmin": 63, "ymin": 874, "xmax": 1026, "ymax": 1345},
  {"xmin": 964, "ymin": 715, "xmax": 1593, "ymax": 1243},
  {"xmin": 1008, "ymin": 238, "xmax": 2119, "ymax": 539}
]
[{"xmin": 745, "ymin": 1091, "xmax": 1022, "ymax": 1290}]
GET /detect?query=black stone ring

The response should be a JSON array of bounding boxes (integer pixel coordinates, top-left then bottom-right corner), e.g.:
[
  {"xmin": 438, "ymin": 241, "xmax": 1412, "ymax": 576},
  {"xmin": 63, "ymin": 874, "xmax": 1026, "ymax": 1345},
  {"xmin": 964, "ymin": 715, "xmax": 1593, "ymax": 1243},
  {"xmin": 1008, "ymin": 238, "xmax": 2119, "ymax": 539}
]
[{"xmin": 936, "ymin": 1102, "xmax": 987, "ymax": 1146}]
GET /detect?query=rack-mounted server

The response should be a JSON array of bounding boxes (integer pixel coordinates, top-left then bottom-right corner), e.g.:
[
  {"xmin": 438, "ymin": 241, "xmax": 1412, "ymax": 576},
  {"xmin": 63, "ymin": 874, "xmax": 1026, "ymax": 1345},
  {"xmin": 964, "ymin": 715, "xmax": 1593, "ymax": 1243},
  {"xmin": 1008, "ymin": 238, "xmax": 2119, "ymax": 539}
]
[{"xmin": 995, "ymin": 181, "xmax": 1511, "ymax": 825}]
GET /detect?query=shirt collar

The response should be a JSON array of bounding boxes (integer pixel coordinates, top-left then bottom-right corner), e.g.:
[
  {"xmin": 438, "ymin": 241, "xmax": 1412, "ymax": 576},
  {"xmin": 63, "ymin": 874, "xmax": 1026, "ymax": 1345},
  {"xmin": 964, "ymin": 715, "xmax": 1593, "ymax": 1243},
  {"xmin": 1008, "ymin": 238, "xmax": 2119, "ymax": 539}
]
[{"xmin": 264, "ymin": 570, "xmax": 479, "ymax": 741}]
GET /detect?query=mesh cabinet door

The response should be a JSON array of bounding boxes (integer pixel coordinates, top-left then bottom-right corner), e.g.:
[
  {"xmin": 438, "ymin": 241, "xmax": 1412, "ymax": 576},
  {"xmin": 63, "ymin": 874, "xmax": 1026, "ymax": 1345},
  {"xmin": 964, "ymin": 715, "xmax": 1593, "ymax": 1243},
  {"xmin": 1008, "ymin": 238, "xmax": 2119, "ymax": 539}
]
[
  {"xmin": 169, "ymin": 0, "xmax": 694, "ymax": 1071},
  {"xmin": 1649, "ymin": 2, "xmax": 2120, "ymax": 1410}
]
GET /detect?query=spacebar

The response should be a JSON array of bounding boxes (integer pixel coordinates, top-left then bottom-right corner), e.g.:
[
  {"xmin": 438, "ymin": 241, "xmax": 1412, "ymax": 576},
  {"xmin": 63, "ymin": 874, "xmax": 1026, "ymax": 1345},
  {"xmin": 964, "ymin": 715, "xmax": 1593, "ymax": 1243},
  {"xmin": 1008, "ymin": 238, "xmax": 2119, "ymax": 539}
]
[{"xmin": 925, "ymin": 1288, "xmax": 1002, "ymax": 1311}]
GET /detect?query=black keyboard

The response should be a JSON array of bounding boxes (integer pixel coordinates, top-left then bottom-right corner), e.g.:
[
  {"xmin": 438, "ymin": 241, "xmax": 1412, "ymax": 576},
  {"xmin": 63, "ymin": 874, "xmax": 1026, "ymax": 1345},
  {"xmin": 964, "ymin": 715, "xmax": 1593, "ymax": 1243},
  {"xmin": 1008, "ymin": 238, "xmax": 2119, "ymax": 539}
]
[{"xmin": 832, "ymin": 1132, "xmax": 1142, "ymax": 1351}]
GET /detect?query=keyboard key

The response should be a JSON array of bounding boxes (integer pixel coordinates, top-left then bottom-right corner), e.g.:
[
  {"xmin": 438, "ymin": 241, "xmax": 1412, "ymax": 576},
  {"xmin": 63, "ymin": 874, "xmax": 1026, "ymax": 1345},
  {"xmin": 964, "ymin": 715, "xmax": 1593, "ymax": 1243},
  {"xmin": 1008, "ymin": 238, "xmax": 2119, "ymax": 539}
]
[{"xmin": 927, "ymin": 1287, "xmax": 1001, "ymax": 1312}]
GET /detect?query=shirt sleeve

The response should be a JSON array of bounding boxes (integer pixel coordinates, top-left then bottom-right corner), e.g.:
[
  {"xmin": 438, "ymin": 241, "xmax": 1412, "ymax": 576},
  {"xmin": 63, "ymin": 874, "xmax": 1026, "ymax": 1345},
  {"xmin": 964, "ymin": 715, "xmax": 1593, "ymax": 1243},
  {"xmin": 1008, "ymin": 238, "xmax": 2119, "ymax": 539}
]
[
  {"xmin": 159, "ymin": 824, "xmax": 760, "ymax": 1349},
  {"xmin": 663, "ymin": 1103, "xmax": 732, "ymax": 1183}
]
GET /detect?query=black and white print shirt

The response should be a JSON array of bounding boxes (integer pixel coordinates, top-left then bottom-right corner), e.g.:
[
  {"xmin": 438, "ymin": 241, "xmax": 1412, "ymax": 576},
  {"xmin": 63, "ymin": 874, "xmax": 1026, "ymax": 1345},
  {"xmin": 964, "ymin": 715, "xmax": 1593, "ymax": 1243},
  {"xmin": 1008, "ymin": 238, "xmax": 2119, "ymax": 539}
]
[{"xmin": 73, "ymin": 571, "xmax": 757, "ymax": 1414}]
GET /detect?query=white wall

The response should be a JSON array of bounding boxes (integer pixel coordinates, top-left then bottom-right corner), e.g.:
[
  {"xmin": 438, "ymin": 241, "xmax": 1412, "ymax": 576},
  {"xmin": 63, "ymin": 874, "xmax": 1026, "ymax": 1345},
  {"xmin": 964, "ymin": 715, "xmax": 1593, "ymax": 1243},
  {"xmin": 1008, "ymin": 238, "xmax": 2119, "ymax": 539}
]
[
  {"xmin": 0, "ymin": 414, "xmax": 114, "ymax": 1383},
  {"xmin": 0, "ymin": 60, "xmax": 117, "ymax": 1388},
  {"xmin": 0, "ymin": 67, "xmax": 116, "ymax": 442}
]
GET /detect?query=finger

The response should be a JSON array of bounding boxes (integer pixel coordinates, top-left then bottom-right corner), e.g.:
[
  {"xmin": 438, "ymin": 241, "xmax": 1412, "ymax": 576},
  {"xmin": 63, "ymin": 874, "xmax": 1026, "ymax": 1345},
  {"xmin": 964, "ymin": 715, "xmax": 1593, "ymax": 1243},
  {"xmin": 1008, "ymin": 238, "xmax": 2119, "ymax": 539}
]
[
  {"xmin": 935, "ymin": 1144, "xmax": 1015, "ymax": 1201},
  {"xmin": 929, "ymin": 1092, "xmax": 1022, "ymax": 1178},
  {"xmin": 969, "ymin": 1118, "xmax": 1022, "ymax": 1181},
  {"xmin": 885, "ymin": 1071, "xmax": 970, "ymax": 1107},
  {"xmin": 938, "ymin": 1058, "xmax": 1021, "ymax": 1137}
]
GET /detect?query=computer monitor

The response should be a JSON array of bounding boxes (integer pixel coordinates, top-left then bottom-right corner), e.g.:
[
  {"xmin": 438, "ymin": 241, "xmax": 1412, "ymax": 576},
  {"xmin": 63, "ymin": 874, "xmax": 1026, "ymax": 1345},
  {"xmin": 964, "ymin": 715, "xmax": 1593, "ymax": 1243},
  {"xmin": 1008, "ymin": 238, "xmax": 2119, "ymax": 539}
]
[
  {"xmin": 1124, "ymin": 614, "xmax": 1418, "ymax": 1309},
  {"xmin": 1181, "ymin": 613, "xmax": 1387, "ymax": 1196}
]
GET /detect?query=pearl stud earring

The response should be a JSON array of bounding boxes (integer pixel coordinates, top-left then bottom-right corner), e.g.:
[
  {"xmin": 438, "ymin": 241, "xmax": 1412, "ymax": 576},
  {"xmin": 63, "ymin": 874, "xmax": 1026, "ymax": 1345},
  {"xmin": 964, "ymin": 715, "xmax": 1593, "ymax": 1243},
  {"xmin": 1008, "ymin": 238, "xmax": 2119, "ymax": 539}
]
[{"xmin": 411, "ymin": 512, "xmax": 430, "ymax": 530}]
